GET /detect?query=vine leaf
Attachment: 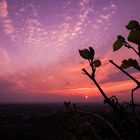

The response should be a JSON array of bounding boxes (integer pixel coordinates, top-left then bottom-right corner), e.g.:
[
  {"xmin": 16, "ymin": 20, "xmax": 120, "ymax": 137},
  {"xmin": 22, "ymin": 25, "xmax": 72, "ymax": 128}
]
[
  {"xmin": 127, "ymin": 30, "xmax": 140, "ymax": 45},
  {"xmin": 89, "ymin": 47, "xmax": 95, "ymax": 60},
  {"xmin": 79, "ymin": 49, "xmax": 92, "ymax": 60},
  {"xmin": 113, "ymin": 35, "xmax": 125, "ymax": 51},
  {"xmin": 126, "ymin": 20, "xmax": 140, "ymax": 30},
  {"xmin": 120, "ymin": 60, "xmax": 130, "ymax": 69},
  {"xmin": 121, "ymin": 59, "xmax": 140, "ymax": 70},
  {"xmin": 117, "ymin": 35, "xmax": 125, "ymax": 42},
  {"xmin": 93, "ymin": 60, "xmax": 101, "ymax": 67},
  {"xmin": 79, "ymin": 47, "xmax": 95, "ymax": 60}
]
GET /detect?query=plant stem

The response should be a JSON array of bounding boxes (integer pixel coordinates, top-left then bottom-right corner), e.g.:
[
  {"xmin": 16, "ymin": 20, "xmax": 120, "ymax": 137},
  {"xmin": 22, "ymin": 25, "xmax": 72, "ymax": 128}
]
[
  {"xmin": 82, "ymin": 68, "xmax": 135, "ymax": 126},
  {"xmin": 110, "ymin": 60, "xmax": 140, "ymax": 118},
  {"xmin": 109, "ymin": 60, "xmax": 140, "ymax": 86},
  {"xmin": 82, "ymin": 68, "xmax": 108, "ymax": 101},
  {"xmin": 82, "ymin": 68, "xmax": 110, "ymax": 104},
  {"xmin": 131, "ymin": 86, "xmax": 139, "ymax": 119},
  {"xmin": 131, "ymin": 46, "xmax": 139, "ymax": 56},
  {"xmin": 138, "ymin": 44, "xmax": 140, "ymax": 58},
  {"xmin": 131, "ymin": 89, "xmax": 135, "ymax": 113},
  {"xmin": 125, "ymin": 42, "xmax": 139, "ymax": 57}
]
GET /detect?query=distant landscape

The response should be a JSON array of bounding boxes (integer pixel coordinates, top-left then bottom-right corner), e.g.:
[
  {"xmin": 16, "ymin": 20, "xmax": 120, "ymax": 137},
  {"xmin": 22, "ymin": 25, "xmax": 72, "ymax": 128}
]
[
  {"xmin": 0, "ymin": 103, "xmax": 108, "ymax": 139},
  {"xmin": 0, "ymin": 103, "xmax": 140, "ymax": 139}
]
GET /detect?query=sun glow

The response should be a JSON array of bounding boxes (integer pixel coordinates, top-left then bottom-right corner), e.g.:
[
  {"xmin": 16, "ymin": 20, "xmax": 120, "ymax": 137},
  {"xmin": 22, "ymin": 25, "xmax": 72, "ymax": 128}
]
[{"xmin": 85, "ymin": 95, "xmax": 88, "ymax": 99}]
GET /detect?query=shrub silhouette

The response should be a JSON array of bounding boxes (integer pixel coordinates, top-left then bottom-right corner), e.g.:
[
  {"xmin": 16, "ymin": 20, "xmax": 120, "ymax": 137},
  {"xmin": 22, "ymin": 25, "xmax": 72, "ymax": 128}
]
[
  {"xmin": 44, "ymin": 19, "xmax": 140, "ymax": 140},
  {"xmin": 79, "ymin": 20, "xmax": 140, "ymax": 139},
  {"xmin": 111, "ymin": 20, "xmax": 140, "ymax": 116},
  {"xmin": 63, "ymin": 101, "xmax": 122, "ymax": 140}
]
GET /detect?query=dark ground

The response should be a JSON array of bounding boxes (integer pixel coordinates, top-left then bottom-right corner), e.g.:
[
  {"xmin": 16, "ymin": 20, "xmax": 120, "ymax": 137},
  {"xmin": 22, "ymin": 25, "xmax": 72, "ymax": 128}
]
[{"xmin": 0, "ymin": 103, "xmax": 139, "ymax": 140}]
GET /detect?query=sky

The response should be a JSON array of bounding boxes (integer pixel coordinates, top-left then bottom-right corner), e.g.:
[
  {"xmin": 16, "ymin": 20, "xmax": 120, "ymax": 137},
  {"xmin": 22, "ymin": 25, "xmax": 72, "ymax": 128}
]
[{"xmin": 0, "ymin": 0, "xmax": 140, "ymax": 103}]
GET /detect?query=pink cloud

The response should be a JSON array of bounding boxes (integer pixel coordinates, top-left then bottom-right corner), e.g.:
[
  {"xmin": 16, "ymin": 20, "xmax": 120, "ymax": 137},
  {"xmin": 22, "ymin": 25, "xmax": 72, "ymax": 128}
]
[
  {"xmin": 111, "ymin": 4, "xmax": 116, "ymax": 9},
  {"xmin": 2, "ymin": 19, "xmax": 14, "ymax": 34},
  {"xmin": 0, "ymin": 47, "xmax": 10, "ymax": 63},
  {"xmin": 0, "ymin": 0, "xmax": 8, "ymax": 17}
]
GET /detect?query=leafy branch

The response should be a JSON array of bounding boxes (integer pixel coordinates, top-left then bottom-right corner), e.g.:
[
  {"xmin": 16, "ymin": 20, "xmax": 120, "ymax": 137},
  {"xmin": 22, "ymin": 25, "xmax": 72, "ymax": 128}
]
[
  {"xmin": 113, "ymin": 20, "xmax": 140, "ymax": 58},
  {"xmin": 63, "ymin": 102, "xmax": 124, "ymax": 140},
  {"xmin": 109, "ymin": 60, "xmax": 140, "ymax": 116},
  {"xmin": 79, "ymin": 47, "xmax": 135, "ymax": 126},
  {"xmin": 111, "ymin": 20, "xmax": 140, "ymax": 117}
]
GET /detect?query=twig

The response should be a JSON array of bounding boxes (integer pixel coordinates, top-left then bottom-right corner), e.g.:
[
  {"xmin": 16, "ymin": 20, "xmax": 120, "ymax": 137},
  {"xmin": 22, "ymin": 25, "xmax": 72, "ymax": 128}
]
[
  {"xmin": 110, "ymin": 60, "xmax": 140, "ymax": 119},
  {"xmin": 82, "ymin": 67, "xmax": 135, "ymax": 126},
  {"xmin": 124, "ymin": 42, "xmax": 139, "ymax": 56},
  {"xmin": 138, "ymin": 44, "xmax": 140, "ymax": 58},
  {"xmin": 82, "ymin": 68, "xmax": 108, "ymax": 101},
  {"xmin": 131, "ymin": 86, "xmax": 139, "ymax": 119},
  {"xmin": 109, "ymin": 60, "xmax": 140, "ymax": 86}
]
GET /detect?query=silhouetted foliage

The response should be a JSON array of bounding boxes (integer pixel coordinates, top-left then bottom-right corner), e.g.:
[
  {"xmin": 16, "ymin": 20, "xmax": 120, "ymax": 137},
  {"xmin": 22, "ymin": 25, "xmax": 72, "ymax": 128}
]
[
  {"xmin": 79, "ymin": 20, "xmax": 140, "ymax": 140},
  {"xmin": 121, "ymin": 59, "xmax": 140, "ymax": 71},
  {"xmin": 113, "ymin": 20, "xmax": 140, "ymax": 57},
  {"xmin": 111, "ymin": 20, "xmax": 140, "ymax": 116}
]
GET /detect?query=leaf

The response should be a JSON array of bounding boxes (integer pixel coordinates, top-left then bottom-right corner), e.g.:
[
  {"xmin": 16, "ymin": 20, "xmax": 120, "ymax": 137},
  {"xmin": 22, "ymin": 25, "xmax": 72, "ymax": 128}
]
[
  {"xmin": 79, "ymin": 49, "xmax": 92, "ymax": 59},
  {"xmin": 93, "ymin": 60, "xmax": 101, "ymax": 67},
  {"xmin": 113, "ymin": 39, "xmax": 124, "ymax": 51},
  {"xmin": 129, "ymin": 59, "xmax": 140, "ymax": 70},
  {"xmin": 126, "ymin": 20, "xmax": 140, "ymax": 30},
  {"xmin": 120, "ymin": 60, "xmax": 130, "ymax": 69},
  {"xmin": 117, "ymin": 35, "xmax": 125, "ymax": 42},
  {"xmin": 89, "ymin": 47, "xmax": 95, "ymax": 60},
  {"xmin": 127, "ymin": 30, "xmax": 140, "ymax": 45},
  {"xmin": 121, "ymin": 59, "xmax": 140, "ymax": 70}
]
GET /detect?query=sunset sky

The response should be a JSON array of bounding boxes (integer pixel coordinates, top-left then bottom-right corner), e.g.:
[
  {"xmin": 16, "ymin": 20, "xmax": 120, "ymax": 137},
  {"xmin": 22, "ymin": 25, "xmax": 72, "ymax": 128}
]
[{"xmin": 0, "ymin": 0, "xmax": 140, "ymax": 103}]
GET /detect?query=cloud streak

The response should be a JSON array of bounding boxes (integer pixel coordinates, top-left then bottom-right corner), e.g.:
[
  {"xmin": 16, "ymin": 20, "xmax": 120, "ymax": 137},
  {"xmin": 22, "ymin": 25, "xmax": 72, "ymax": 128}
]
[{"xmin": 0, "ymin": 0, "xmax": 8, "ymax": 17}]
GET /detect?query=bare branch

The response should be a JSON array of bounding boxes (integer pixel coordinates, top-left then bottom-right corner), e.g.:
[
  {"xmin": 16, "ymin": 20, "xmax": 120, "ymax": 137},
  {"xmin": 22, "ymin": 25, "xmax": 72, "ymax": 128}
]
[
  {"xmin": 131, "ymin": 86, "xmax": 140, "ymax": 116},
  {"xmin": 109, "ymin": 60, "xmax": 140, "ymax": 86},
  {"xmin": 124, "ymin": 42, "xmax": 139, "ymax": 56}
]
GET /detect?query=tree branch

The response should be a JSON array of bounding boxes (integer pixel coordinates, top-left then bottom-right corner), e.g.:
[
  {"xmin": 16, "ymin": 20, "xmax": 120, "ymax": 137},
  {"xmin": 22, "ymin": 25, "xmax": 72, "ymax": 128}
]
[
  {"xmin": 131, "ymin": 86, "xmax": 139, "ymax": 117},
  {"xmin": 124, "ymin": 42, "xmax": 139, "ymax": 57},
  {"xmin": 82, "ymin": 68, "xmax": 135, "ymax": 125},
  {"xmin": 138, "ymin": 44, "xmax": 140, "ymax": 58},
  {"xmin": 82, "ymin": 68, "xmax": 108, "ymax": 101},
  {"xmin": 109, "ymin": 60, "xmax": 140, "ymax": 86}
]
